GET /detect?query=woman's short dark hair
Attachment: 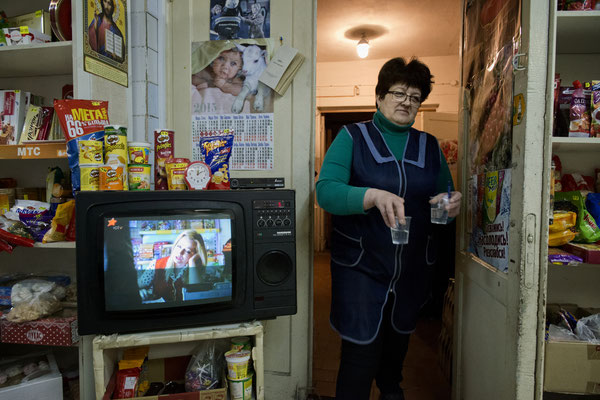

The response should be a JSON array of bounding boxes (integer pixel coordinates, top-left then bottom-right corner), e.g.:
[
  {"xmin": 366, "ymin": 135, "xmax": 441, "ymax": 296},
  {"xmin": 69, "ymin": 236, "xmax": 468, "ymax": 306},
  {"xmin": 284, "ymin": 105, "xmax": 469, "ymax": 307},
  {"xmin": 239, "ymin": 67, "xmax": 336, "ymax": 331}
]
[{"xmin": 375, "ymin": 57, "xmax": 434, "ymax": 104}]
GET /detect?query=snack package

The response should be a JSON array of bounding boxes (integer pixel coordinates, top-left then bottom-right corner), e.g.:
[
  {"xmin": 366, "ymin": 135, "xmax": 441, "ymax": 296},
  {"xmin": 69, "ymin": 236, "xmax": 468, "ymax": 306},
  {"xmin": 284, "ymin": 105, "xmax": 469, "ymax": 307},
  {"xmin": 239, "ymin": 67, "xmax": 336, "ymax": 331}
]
[
  {"xmin": 6, "ymin": 278, "xmax": 66, "ymax": 322},
  {"xmin": 549, "ymin": 211, "xmax": 577, "ymax": 233},
  {"xmin": 564, "ymin": 0, "xmax": 594, "ymax": 9},
  {"xmin": 561, "ymin": 173, "xmax": 594, "ymax": 194},
  {"xmin": 154, "ymin": 129, "xmax": 175, "ymax": 190},
  {"xmin": 555, "ymin": 191, "xmax": 600, "ymax": 243},
  {"xmin": 586, "ymin": 193, "xmax": 600, "ymax": 227},
  {"xmin": 591, "ymin": 81, "xmax": 600, "ymax": 137},
  {"xmin": 198, "ymin": 134, "xmax": 234, "ymax": 190},
  {"xmin": 548, "ymin": 228, "xmax": 577, "ymax": 247},
  {"xmin": 42, "ymin": 199, "xmax": 75, "ymax": 243},
  {"xmin": 165, "ymin": 158, "xmax": 190, "ymax": 190},
  {"xmin": 185, "ymin": 340, "xmax": 227, "ymax": 392},
  {"xmin": 552, "ymin": 154, "xmax": 562, "ymax": 192},
  {"xmin": 54, "ymin": 99, "xmax": 109, "ymax": 192},
  {"xmin": 548, "ymin": 247, "xmax": 583, "ymax": 265},
  {"xmin": 568, "ymin": 80, "xmax": 591, "ymax": 137},
  {"xmin": 114, "ymin": 367, "xmax": 141, "ymax": 399}
]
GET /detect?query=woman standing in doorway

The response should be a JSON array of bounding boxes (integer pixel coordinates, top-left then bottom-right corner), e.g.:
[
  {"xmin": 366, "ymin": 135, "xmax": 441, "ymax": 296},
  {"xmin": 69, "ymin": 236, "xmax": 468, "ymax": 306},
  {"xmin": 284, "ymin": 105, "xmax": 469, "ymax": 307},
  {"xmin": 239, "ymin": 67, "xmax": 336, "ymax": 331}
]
[{"xmin": 316, "ymin": 57, "xmax": 462, "ymax": 400}]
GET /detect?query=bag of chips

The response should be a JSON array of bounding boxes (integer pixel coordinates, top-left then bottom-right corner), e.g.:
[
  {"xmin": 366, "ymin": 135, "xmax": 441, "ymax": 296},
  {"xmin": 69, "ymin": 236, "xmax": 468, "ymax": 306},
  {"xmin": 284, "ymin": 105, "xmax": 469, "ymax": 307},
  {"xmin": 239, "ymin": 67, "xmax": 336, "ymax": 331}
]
[
  {"xmin": 54, "ymin": 100, "xmax": 109, "ymax": 192},
  {"xmin": 198, "ymin": 134, "xmax": 234, "ymax": 190}
]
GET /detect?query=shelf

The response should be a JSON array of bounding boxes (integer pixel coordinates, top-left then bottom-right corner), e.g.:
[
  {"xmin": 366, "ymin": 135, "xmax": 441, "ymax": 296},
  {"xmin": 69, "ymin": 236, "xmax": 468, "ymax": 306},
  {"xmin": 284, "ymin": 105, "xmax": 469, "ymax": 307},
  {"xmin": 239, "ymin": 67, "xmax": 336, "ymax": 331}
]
[
  {"xmin": 0, "ymin": 41, "xmax": 73, "ymax": 77},
  {"xmin": 556, "ymin": 11, "xmax": 600, "ymax": 54},
  {"xmin": 33, "ymin": 241, "xmax": 75, "ymax": 249},
  {"xmin": 551, "ymin": 136, "xmax": 600, "ymax": 152},
  {"xmin": 0, "ymin": 142, "xmax": 67, "ymax": 159}
]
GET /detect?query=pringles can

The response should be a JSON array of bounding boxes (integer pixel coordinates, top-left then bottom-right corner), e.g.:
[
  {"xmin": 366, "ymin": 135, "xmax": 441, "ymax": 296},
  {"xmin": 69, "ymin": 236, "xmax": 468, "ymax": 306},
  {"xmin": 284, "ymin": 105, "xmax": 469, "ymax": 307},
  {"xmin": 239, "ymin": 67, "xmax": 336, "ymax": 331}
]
[
  {"xmin": 99, "ymin": 164, "xmax": 125, "ymax": 190},
  {"xmin": 80, "ymin": 164, "xmax": 100, "ymax": 191},
  {"xmin": 154, "ymin": 129, "xmax": 175, "ymax": 190},
  {"xmin": 104, "ymin": 125, "xmax": 129, "ymax": 190}
]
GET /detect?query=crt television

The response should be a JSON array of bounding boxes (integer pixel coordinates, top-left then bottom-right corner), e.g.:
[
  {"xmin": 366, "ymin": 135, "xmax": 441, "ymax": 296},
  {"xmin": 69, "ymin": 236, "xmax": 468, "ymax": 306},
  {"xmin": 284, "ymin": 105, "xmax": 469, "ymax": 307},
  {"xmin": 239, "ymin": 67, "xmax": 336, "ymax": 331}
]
[{"xmin": 75, "ymin": 189, "xmax": 296, "ymax": 335}]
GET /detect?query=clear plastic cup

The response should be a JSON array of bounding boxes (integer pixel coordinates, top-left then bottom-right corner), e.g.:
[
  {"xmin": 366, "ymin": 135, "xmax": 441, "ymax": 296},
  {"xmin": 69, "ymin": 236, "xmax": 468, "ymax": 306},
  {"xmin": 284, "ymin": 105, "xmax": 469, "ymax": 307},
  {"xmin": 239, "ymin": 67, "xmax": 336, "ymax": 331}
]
[
  {"xmin": 431, "ymin": 196, "xmax": 449, "ymax": 224},
  {"xmin": 390, "ymin": 216, "xmax": 411, "ymax": 244}
]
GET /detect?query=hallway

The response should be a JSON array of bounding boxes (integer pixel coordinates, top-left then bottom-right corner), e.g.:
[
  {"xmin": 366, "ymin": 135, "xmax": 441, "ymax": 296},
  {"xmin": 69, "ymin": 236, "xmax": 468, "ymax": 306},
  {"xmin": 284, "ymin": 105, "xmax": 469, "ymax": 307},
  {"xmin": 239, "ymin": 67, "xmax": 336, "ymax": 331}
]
[{"xmin": 312, "ymin": 251, "xmax": 452, "ymax": 400}]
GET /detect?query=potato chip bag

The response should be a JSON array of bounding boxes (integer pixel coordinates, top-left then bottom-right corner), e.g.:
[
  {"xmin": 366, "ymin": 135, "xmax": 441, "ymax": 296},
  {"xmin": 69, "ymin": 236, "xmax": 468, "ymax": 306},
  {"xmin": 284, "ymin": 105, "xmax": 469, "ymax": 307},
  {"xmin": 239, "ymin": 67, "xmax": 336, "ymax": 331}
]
[
  {"xmin": 198, "ymin": 135, "xmax": 234, "ymax": 190},
  {"xmin": 54, "ymin": 100, "xmax": 109, "ymax": 192}
]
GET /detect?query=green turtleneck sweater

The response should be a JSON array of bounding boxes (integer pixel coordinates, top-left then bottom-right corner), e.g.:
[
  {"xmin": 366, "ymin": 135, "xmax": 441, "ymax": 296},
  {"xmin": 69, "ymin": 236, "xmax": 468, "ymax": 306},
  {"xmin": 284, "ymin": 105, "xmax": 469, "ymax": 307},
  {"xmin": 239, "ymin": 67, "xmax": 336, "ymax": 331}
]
[{"xmin": 316, "ymin": 110, "xmax": 454, "ymax": 215}]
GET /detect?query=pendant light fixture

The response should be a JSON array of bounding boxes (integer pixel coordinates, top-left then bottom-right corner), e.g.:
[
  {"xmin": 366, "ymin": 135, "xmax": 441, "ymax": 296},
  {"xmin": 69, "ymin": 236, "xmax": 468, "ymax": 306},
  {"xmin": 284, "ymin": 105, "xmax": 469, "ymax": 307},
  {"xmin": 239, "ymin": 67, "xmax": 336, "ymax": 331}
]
[{"xmin": 356, "ymin": 34, "xmax": 369, "ymax": 58}]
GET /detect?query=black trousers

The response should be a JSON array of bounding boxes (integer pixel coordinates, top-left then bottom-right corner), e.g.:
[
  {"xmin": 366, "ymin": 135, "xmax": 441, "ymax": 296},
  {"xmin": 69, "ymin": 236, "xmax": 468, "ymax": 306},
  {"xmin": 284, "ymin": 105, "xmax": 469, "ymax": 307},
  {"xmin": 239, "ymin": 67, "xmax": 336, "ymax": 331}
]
[{"xmin": 335, "ymin": 299, "xmax": 411, "ymax": 399}]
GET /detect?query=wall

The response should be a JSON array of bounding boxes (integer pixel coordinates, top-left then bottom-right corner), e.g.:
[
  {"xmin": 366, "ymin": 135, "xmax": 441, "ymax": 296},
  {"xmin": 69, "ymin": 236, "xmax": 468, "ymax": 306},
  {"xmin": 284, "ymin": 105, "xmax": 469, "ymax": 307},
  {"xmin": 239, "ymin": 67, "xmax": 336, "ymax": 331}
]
[
  {"xmin": 316, "ymin": 55, "xmax": 460, "ymax": 113},
  {"xmin": 167, "ymin": 1, "xmax": 315, "ymax": 398}
]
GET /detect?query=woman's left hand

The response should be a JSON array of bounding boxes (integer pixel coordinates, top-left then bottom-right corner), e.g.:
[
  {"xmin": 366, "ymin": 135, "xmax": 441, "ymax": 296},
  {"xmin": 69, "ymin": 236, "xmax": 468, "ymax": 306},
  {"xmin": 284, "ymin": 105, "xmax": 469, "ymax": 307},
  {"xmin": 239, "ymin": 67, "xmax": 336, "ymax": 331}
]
[
  {"xmin": 189, "ymin": 253, "xmax": 201, "ymax": 267},
  {"xmin": 429, "ymin": 191, "xmax": 462, "ymax": 218}
]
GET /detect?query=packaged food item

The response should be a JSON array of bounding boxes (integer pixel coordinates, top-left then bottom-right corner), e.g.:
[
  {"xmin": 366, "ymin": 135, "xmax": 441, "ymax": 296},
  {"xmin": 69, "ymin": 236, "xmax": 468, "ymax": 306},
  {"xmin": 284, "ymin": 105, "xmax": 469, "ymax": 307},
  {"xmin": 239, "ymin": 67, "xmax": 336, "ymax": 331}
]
[
  {"xmin": 19, "ymin": 104, "xmax": 46, "ymax": 143},
  {"xmin": 591, "ymin": 80, "xmax": 600, "ymax": 137},
  {"xmin": 127, "ymin": 164, "xmax": 151, "ymax": 190},
  {"xmin": 54, "ymin": 99, "xmax": 109, "ymax": 192},
  {"xmin": 198, "ymin": 134, "xmax": 234, "ymax": 190},
  {"xmin": 561, "ymin": 173, "xmax": 594, "ymax": 195},
  {"xmin": 165, "ymin": 158, "xmax": 190, "ymax": 190},
  {"xmin": 548, "ymin": 247, "xmax": 583, "ymax": 265},
  {"xmin": 77, "ymin": 139, "xmax": 104, "ymax": 164},
  {"xmin": 549, "ymin": 211, "xmax": 577, "ymax": 233},
  {"xmin": 114, "ymin": 367, "xmax": 141, "ymax": 399},
  {"xmin": 103, "ymin": 125, "xmax": 128, "ymax": 165},
  {"xmin": 99, "ymin": 164, "xmax": 124, "ymax": 190},
  {"xmin": 128, "ymin": 142, "xmax": 151, "ymax": 164},
  {"xmin": 586, "ymin": 193, "xmax": 600, "ymax": 226},
  {"xmin": 552, "ymin": 74, "xmax": 561, "ymax": 136},
  {"xmin": 548, "ymin": 228, "xmax": 577, "ymax": 247},
  {"xmin": 555, "ymin": 191, "xmax": 600, "ymax": 243},
  {"xmin": 42, "ymin": 199, "xmax": 74, "ymax": 243},
  {"xmin": 552, "ymin": 154, "xmax": 562, "ymax": 192},
  {"xmin": 564, "ymin": 0, "xmax": 594, "ymax": 9},
  {"xmin": 7, "ymin": 9, "xmax": 52, "ymax": 36},
  {"xmin": 562, "ymin": 242, "xmax": 600, "ymax": 264},
  {"xmin": 6, "ymin": 278, "xmax": 66, "ymax": 322},
  {"xmin": 568, "ymin": 80, "xmax": 591, "ymax": 137},
  {"xmin": 79, "ymin": 164, "xmax": 100, "ymax": 191},
  {"xmin": 154, "ymin": 129, "xmax": 175, "ymax": 190},
  {"xmin": 0, "ymin": 90, "xmax": 27, "ymax": 145},
  {"xmin": 2, "ymin": 26, "xmax": 51, "ymax": 45}
]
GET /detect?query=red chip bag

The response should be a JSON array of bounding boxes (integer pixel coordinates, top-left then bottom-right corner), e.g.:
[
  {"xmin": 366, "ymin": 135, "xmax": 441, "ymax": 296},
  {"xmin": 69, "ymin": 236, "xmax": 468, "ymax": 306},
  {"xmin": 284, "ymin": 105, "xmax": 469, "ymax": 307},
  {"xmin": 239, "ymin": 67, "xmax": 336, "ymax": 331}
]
[
  {"xmin": 114, "ymin": 367, "xmax": 141, "ymax": 399},
  {"xmin": 561, "ymin": 173, "xmax": 594, "ymax": 193}
]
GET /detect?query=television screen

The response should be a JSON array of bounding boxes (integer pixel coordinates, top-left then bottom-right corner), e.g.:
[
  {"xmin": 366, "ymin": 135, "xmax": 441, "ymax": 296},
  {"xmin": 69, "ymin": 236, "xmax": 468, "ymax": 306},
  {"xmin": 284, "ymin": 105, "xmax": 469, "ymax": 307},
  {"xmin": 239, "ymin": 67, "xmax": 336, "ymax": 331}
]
[{"xmin": 102, "ymin": 211, "xmax": 234, "ymax": 312}]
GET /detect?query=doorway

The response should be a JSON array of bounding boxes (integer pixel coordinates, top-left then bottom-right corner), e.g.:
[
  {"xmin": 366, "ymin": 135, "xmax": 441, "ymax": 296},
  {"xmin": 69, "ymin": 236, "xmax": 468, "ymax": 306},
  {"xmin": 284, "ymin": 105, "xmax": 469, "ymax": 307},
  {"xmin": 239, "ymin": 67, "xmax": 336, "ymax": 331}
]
[{"xmin": 312, "ymin": 110, "xmax": 454, "ymax": 399}]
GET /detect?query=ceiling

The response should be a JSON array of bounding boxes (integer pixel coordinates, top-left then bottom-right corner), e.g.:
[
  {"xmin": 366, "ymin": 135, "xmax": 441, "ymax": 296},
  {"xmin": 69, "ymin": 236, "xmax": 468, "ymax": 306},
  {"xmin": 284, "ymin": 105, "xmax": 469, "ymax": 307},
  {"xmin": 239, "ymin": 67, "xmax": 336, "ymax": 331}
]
[{"xmin": 316, "ymin": 0, "xmax": 462, "ymax": 62}]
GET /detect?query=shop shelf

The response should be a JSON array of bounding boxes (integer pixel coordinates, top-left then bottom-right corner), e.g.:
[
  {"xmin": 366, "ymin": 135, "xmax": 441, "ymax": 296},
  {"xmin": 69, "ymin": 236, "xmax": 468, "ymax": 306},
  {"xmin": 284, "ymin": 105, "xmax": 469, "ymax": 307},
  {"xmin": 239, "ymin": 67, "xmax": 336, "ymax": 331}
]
[
  {"xmin": 551, "ymin": 136, "xmax": 600, "ymax": 152},
  {"xmin": 0, "ymin": 142, "xmax": 67, "ymax": 160},
  {"xmin": 33, "ymin": 242, "xmax": 76, "ymax": 249},
  {"xmin": 0, "ymin": 41, "xmax": 73, "ymax": 78},
  {"xmin": 556, "ymin": 11, "xmax": 600, "ymax": 54}
]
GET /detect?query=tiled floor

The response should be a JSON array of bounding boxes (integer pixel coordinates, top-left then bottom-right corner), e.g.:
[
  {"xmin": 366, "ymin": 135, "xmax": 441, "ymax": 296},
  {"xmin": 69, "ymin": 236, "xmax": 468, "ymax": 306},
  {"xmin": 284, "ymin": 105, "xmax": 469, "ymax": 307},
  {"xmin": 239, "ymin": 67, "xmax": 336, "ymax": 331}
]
[{"xmin": 312, "ymin": 252, "xmax": 452, "ymax": 400}]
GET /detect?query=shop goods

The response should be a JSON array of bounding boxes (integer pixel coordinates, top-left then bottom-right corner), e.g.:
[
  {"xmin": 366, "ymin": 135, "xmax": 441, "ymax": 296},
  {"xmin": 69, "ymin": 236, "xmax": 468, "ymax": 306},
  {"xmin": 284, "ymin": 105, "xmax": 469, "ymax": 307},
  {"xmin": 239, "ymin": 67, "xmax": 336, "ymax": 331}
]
[
  {"xmin": 2, "ymin": 26, "xmax": 50, "ymax": 45},
  {"xmin": 154, "ymin": 129, "xmax": 175, "ymax": 190},
  {"xmin": 128, "ymin": 142, "xmax": 151, "ymax": 164}
]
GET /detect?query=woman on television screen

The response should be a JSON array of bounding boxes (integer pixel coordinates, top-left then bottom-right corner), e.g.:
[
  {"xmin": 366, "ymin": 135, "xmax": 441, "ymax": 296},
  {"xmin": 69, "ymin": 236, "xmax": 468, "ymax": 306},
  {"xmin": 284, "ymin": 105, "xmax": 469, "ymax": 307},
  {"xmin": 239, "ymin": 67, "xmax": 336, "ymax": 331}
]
[{"xmin": 137, "ymin": 230, "xmax": 208, "ymax": 302}]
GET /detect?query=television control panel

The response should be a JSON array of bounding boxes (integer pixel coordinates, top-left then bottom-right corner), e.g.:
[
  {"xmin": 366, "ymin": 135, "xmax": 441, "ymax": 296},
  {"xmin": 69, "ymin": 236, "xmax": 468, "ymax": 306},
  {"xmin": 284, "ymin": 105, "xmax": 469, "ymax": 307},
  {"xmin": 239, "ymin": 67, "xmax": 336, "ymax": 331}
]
[{"xmin": 252, "ymin": 199, "xmax": 295, "ymax": 241}]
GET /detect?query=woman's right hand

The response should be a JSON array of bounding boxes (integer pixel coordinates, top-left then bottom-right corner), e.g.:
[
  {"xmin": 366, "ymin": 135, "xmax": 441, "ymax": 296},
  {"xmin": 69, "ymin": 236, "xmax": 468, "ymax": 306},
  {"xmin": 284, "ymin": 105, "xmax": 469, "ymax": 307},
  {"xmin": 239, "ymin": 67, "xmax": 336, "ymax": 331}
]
[{"xmin": 363, "ymin": 188, "xmax": 405, "ymax": 228}]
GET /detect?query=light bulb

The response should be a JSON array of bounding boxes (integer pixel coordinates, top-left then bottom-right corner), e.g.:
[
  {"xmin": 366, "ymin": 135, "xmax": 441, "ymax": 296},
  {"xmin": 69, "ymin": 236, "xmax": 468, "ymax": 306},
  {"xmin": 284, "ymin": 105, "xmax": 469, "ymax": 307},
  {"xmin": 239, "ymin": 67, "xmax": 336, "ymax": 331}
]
[{"xmin": 356, "ymin": 37, "xmax": 369, "ymax": 58}]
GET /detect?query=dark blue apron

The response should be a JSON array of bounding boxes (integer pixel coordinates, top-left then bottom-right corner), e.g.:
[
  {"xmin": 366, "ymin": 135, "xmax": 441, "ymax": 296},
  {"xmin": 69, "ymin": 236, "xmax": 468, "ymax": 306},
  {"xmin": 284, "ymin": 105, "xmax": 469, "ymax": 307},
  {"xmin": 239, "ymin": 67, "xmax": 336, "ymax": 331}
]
[{"xmin": 330, "ymin": 121, "xmax": 441, "ymax": 344}]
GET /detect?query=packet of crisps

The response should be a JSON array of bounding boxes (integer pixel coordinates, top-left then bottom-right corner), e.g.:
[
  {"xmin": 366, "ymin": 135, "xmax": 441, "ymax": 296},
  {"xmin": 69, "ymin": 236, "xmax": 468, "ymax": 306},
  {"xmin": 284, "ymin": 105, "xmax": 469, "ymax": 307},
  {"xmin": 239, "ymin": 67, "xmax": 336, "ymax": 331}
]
[
  {"xmin": 54, "ymin": 100, "xmax": 109, "ymax": 193},
  {"xmin": 198, "ymin": 135, "xmax": 234, "ymax": 190}
]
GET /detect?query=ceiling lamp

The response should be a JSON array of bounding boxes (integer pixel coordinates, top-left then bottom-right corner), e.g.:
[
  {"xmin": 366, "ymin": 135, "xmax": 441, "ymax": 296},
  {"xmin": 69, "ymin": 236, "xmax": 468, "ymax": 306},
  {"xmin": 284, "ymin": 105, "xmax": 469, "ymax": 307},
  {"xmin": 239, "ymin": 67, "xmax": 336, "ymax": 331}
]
[{"xmin": 356, "ymin": 34, "xmax": 369, "ymax": 58}]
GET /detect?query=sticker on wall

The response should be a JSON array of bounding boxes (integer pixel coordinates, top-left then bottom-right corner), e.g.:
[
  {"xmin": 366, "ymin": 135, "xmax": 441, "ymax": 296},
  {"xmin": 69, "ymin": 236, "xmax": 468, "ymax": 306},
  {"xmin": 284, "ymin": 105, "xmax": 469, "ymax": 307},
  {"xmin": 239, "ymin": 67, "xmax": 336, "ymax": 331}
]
[
  {"xmin": 513, "ymin": 93, "xmax": 525, "ymax": 125},
  {"xmin": 209, "ymin": 0, "xmax": 271, "ymax": 40},
  {"xmin": 83, "ymin": 0, "xmax": 128, "ymax": 87}
]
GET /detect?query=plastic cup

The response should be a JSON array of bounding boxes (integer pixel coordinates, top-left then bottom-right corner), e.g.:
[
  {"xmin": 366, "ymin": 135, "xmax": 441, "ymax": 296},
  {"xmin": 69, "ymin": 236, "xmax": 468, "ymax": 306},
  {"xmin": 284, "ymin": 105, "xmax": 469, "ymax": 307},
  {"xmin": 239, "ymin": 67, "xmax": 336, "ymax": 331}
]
[
  {"xmin": 225, "ymin": 349, "xmax": 251, "ymax": 379},
  {"xmin": 390, "ymin": 216, "xmax": 411, "ymax": 244},
  {"xmin": 431, "ymin": 196, "xmax": 449, "ymax": 224}
]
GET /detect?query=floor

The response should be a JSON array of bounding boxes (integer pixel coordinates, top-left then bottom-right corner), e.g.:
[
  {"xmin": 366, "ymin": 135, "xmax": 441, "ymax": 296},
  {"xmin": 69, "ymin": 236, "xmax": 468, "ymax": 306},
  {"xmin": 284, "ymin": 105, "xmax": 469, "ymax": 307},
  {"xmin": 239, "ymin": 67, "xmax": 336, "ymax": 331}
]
[{"xmin": 312, "ymin": 251, "xmax": 452, "ymax": 400}]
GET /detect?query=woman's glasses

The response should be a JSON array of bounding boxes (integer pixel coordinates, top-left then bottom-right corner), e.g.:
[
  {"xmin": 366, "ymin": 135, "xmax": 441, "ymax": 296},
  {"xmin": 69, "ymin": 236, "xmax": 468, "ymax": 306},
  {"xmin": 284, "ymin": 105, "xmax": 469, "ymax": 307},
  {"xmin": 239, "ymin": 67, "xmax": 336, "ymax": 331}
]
[{"xmin": 387, "ymin": 91, "xmax": 421, "ymax": 105}]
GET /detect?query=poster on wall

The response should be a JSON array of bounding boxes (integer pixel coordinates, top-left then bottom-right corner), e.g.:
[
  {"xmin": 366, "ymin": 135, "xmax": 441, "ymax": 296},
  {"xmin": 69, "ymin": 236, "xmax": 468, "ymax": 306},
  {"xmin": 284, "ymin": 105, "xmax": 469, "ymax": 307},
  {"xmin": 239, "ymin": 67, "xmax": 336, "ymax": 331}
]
[
  {"xmin": 209, "ymin": 0, "xmax": 271, "ymax": 40},
  {"xmin": 191, "ymin": 39, "xmax": 274, "ymax": 170},
  {"xmin": 462, "ymin": 0, "xmax": 520, "ymax": 272},
  {"xmin": 83, "ymin": 0, "xmax": 128, "ymax": 87},
  {"xmin": 468, "ymin": 169, "xmax": 511, "ymax": 272}
]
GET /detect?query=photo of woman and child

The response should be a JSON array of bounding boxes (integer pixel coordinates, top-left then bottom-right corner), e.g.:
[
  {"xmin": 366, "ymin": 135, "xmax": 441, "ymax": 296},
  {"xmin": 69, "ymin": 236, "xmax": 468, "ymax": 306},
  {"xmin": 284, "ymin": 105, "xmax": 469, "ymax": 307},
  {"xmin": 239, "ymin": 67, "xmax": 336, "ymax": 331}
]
[{"xmin": 191, "ymin": 40, "xmax": 273, "ymax": 115}]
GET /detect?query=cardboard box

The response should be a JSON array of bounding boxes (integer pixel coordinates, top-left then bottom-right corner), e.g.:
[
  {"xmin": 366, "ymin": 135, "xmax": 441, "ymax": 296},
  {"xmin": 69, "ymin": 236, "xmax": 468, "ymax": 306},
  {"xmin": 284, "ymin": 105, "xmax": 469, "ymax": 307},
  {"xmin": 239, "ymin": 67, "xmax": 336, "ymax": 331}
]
[
  {"xmin": 104, "ymin": 356, "xmax": 228, "ymax": 400},
  {"xmin": 2, "ymin": 26, "xmax": 51, "ymax": 46},
  {"xmin": 1, "ymin": 314, "xmax": 79, "ymax": 346},
  {"xmin": 544, "ymin": 340, "xmax": 600, "ymax": 394},
  {"xmin": 0, "ymin": 352, "xmax": 63, "ymax": 400},
  {"xmin": 0, "ymin": 90, "xmax": 27, "ymax": 145},
  {"xmin": 8, "ymin": 10, "xmax": 52, "ymax": 36},
  {"xmin": 562, "ymin": 242, "xmax": 600, "ymax": 264}
]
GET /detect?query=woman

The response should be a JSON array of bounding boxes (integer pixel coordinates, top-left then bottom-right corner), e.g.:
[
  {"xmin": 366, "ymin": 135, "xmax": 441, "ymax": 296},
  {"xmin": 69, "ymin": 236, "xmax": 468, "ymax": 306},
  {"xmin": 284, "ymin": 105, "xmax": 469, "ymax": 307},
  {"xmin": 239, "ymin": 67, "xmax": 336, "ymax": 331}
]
[
  {"xmin": 138, "ymin": 230, "xmax": 208, "ymax": 302},
  {"xmin": 316, "ymin": 57, "xmax": 462, "ymax": 400}
]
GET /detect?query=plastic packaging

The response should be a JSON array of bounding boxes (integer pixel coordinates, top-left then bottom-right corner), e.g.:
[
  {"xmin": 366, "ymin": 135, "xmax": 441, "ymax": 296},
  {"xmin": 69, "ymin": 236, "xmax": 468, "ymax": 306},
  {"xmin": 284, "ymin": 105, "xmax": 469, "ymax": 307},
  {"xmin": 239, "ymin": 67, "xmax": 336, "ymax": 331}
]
[
  {"xmin": 6, "ymin": 278, "xmax": 66, "ymax": 322},
  {"xmin": 185, "ymin": 340, "xmax": 227, "ymax": 392},
  {"xmin": 568, "ymin": 80, "xmax": 590, "ymax": 137}
]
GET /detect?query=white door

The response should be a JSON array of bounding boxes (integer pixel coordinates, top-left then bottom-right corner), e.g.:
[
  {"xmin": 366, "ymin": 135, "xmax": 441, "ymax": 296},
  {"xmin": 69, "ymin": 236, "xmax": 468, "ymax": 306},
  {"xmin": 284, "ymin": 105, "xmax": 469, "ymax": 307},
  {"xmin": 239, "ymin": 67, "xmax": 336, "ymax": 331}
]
[{"xmin": 454, "ymin": 0, "xmax": 549, "ymax": 399}]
